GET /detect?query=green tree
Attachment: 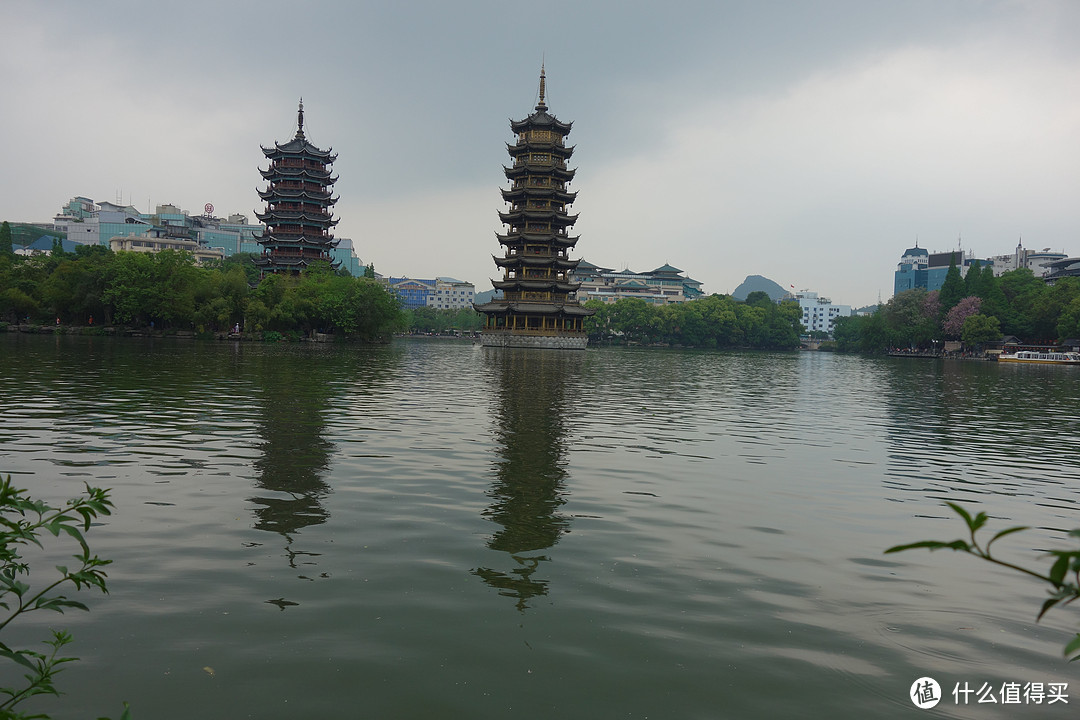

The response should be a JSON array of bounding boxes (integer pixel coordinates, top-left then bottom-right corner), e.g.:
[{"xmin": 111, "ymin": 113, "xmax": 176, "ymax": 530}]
[
  {"xmin": 364, "ymin": 263, "xmax": 376, "ymax": 279},
  {"xmin": 938, "ymin": 254, "xmax": 965, "ymax": 312},
  {"xmin": 0, "ymin": 222, "xmax": 13, "ymax": 257},
  {"xmin": 964, "ymin": 260, "xmax": 982, "ymax": 296},
  {"xmin": 998, "ymin": 268, "xmax": 1047, "ymax": 338},
  {"xmin": 582, "ymin": 299, "xmax": 612, "ymax": 343},
  {"xmin": 222, "ymin": 252, "xmax": 261, "ymax": 286},
  {"xmin": 960, "ymin": 313, "xmax": 1002, "ymax": 347},
  {"xmin": 882, "ymin": 289, "xmax": 939, "ymax": 348},
  {"xmin": 743, "ymin": 291, "xmax": 773, "ymax": 308},
  {"xmin": 609, "ymin": 298, "xmax": 660, "ymax": 344}
]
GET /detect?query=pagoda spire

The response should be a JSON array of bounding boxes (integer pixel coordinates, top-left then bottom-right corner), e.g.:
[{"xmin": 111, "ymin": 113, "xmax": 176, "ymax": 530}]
[
  {"xmin": 296, "ymin": 98, "xmax": 305, "ymax": 140},
  {"xmin": 536, "ymin": 63, "xmax": 547, "ymax": 112}
]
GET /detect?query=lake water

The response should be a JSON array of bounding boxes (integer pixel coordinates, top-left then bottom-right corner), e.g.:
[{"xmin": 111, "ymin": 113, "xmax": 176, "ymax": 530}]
[{"xmin": 2, "ymin": 334, "xmax": 1079, "ymax": 719}]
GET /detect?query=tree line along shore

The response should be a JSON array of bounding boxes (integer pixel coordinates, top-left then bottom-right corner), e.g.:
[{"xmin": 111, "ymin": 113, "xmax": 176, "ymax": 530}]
[
  {"xmin": 4, "ymin": 236, "xmax": 1076, "ymax": 351},
  {"xmin": 832, "ymin": 260, "xmax": 1080, "ymax": 352}
]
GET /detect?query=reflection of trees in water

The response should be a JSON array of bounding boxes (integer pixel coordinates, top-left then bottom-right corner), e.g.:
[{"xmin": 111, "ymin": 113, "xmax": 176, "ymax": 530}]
[
  {"xmin": 248, "ymin": 349, "xmax": 336, "ymax": 587},
  {"xmin": 881, "ymin": 359, "xmax": 1080, "ymax": 499},
  {"xmin": 473, "ymin": 348, "xmax": 582, "ymax": 611}
]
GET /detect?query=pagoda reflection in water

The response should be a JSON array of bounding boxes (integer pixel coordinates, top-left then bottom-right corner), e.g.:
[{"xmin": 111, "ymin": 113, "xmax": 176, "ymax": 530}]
[
  {"xmin": 249, "ymin": 350, "xmax": 334, "ymax": 586},
  {"xmin": 473, "ymin": 347, "xmax": 583, "ymax": 610}
]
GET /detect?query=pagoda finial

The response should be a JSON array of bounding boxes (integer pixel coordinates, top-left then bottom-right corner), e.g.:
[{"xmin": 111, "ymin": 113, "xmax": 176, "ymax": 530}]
[
  {"xmin": 536, "ymin": 62, "xmax": 547, "ymax": 112},
  {"xmin": 296, "ymin": 98, "xmax": 306, "ymax": 140}
]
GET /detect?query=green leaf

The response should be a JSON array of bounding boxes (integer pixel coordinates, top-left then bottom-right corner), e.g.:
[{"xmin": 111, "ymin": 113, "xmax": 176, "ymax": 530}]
[
  {"xmin": 0, "ymin": 643, "xmax": 37, "ymax": 671},
  {"xmin": 57, "ymin": 522, "xmax": 89, "ymax": 554},
  {"xmin": 1065, "ymin": 634, "xmax": 1080, "ymax": 661},
  {"xmin": 1038, "ymin": 595, "xmax": 1062, "ymax": 621},
  {"xmin": 885, "ymin": 539, "xmax": 971, "ymax": 554},
  {"xmin": 945, "ymin": 502, "xmax": 975, "ymax": 529},
  {"xmin": 1049, "ymin": 554, "xmax": 1070, "ymax": 586},
  {"xmin": 970, "ymin": 511, "xmax": 988, "ymax": 533},
  {"xmin": 986, "ymin": 525, "xmax": 1029, "ymax": 551}
]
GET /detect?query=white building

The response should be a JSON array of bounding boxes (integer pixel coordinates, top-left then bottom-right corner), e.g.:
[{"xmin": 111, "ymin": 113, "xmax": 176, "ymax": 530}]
[
  {"xmin": 109, "ymin": 230, "xmax": 224, "ymax": 266},
  {"xmin": 793, "ymin": 291, "xmax": 851, "ymax": 335},
  {"xmin": 987, "ymin": 241, "xmax": 1068, "ymax": 278},
  {"xmin": 427, "ymin": 277, "xmax": 475, "ymax": 310}
]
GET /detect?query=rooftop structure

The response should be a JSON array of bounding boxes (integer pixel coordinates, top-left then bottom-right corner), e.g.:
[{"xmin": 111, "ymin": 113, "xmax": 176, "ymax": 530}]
[
  {"xmin": 475, "ymin": 68, "xmax": 593, "ymax": 349},
  {"xmin": 254, "ymin": 101, "xmax": 340, "ymax": 275},
  {"xmin": 570, "ymin": 260, "xmax": 704, "ymax": 304}
]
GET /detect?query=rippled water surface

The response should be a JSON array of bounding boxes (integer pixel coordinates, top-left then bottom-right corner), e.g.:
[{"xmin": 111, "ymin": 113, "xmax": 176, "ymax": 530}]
[{"xmin": 2, "ymin": 334, "xmax": 1080, "ymax": 718}]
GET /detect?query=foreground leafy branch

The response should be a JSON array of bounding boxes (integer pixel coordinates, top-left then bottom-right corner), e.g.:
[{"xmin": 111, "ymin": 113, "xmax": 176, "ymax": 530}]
[
  {"xmin": 0, "ymin": 474, "xmax": 129, "ymax": 719},
  {"xmin": 887, "ymin": 502, "xmax": 1080, "ymax": 661}
]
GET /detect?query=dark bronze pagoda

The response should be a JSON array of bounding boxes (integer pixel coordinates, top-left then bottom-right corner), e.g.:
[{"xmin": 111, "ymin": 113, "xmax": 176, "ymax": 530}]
[
  {"xmin": 254, "ymin": 101, "xmax": 340, "ymax": 275},
  {"xmin": 475, "ymin": 68, "xmax": 593, "ymax": 349}
]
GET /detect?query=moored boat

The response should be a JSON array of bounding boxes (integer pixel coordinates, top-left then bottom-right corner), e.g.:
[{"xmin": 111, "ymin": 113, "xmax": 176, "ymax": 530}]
[{"xmin": 998, "ymin": 350, "xmax": 1080, "ymax": 364}]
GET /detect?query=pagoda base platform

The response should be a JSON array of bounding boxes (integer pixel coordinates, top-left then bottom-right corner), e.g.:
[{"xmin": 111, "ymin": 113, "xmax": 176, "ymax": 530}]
[{"xmin": 480, "ymin": 330, "xmax": 588, "ymax": 350}]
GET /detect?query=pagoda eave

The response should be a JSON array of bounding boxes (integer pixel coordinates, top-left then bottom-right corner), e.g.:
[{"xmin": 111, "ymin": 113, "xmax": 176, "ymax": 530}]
[
  {"xmin": 510, "ymin": 115, "xmax": 573, "ymax": 134},
  {"xmin": 474, "ymin": 301, "xmax": 593, "ymax": 317},
  {"xmin": 503, "ymin": 165, "xmax": 576, "ymax": 182},
  {"xmin": 501, "ymin": 187, "xmax": 577, "ymax": 204},
  {"xmin": 497, "ymin": 232, "xmax": 579, "ymax": 246}
]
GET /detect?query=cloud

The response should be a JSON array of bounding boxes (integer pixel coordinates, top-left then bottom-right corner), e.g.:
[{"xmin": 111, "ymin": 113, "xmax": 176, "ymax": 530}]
[{"xmin": 575, "ymin": 36, "xmax": 1080, "ymax": 303}]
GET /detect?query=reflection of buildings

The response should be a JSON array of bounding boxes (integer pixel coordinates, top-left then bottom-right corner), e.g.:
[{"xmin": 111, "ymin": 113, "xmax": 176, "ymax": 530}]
[
  {"xmin": 473, "ymin": 348, "xmax": 581, "ymax": 610},
  {"xmin": 249, "ymin": 351, "xmax": 335, "ymax": 578}
]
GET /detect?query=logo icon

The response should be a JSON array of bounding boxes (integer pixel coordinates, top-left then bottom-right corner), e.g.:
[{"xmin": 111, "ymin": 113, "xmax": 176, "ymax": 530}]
[{"xmin": 911, "ymin": 677, "xmax": 941, "ymax": 709}]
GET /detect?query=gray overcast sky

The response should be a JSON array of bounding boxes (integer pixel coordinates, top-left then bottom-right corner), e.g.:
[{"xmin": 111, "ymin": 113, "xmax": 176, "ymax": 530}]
[{"xmin": 2, "ymin": 0, "xmax": 1078, "ymax": 306}]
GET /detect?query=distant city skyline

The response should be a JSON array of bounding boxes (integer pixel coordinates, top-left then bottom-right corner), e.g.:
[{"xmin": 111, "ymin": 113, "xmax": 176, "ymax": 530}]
[{"xmin": 2, "ymin": 0, "xmax": 1078, "ymax": 308}]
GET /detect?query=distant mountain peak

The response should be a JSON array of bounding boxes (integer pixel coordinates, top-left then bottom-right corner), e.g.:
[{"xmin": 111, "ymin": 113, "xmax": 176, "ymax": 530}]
[{"xmin": 731, "ymin": 275, "xmax": 787, "ymax": 301}]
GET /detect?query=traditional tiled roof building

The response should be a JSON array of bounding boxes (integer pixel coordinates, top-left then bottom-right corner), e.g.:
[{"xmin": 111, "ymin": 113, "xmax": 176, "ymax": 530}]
[
  {"xmin": 254, "ymin": 101, "xmax": 340, "ymax": 275},
  {"xmin": 475, "ymin": 68, "xmax": 593, "ymax": 349}
]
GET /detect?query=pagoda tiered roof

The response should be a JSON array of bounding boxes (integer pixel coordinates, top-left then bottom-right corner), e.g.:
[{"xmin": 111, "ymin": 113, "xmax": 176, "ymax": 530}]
[
  {"xmin": 503, "ymin": 164, "xmax": 576, "ymax": 182},
  {"xmin": 498, "ymin": 209, "xmax": 579, "ymax": 225},
  {"xmin": 255, "ymin": 209, "xmax": 339, "ymax": 226},
  {"xmin": 261, "ymin": 138, "xmax": 337, "ymax": 162},
  {"xmin": 505, "ymin": 141, "xmax": 575, "ymax": 156},
  {"xmin": 500, "ymin": 186, "xmax": 577, "ymax": 204},
  {"xmin": 258, "ymin": 187, "xmax": 338, "ymax": 203},
  {"xmin": 492, "ymin": 278, "xmax": 581, "ymax": 292},
  {"xmin": 260, "ymin": 165, "xmax": 338, "ymax": 183},
  {"xmin": 509, "ymin": 107, "xmax": 573, "ymax": 135},
  {"xmin": 493, "ymin": 255, "xmax": 581, "ymax": 270},
  {"xmin": 474, "ymin": 300, "xmax": 593, "ymax": 317},
  {"xmin": 495, "ymin": 231, "xmax": 579, "ymax": 248}
]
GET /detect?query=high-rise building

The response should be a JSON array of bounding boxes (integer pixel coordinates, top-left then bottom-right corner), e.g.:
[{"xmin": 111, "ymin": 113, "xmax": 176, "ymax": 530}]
[
  {"xmin": 254, "ymin": 101, "xmax": 340, "ymax": 275},
  {"xmin": 475, "ymin": 68, "xmax": 593, "ymax": 349}
]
